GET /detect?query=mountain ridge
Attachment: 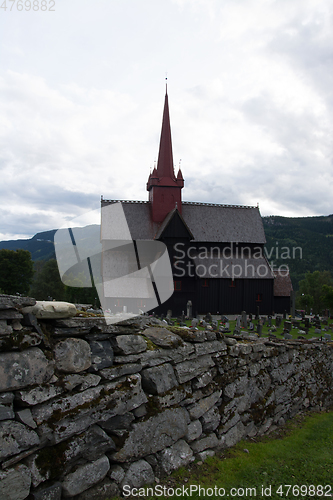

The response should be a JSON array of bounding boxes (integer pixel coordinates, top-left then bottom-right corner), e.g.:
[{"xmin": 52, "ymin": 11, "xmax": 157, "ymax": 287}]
[{"xmin": 1, "ymin": 214, "xmax": 333, "ymax": 289}]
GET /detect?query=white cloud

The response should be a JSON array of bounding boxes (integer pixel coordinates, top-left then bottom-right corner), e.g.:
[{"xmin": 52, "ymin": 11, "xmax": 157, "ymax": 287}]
[{"xmin": 0, "ymin": 0, "xmax": 333, "ymax": 240}]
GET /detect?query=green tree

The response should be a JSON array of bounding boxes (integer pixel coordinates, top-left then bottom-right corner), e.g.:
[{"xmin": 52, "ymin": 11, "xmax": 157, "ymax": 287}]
[
  {"xmin": 321, "ymin": 284, "xmax": 333, "ymax": 311},
  {"xmin": 30, "ymin": 259, "xmax": 66, "ymax": 300},
  {"xmin": 0, "ymin": 249, "xmax": 34, "ymax": 295},
  {"xmin": 63, "ymin": 270, "xmax": 99, "ymax": 306},
  {"xmin": 297, "ymin": 270, "xmax": 333, "ymax": 314},
  {"xmin": 30, "ymin": 259, "xmax": 100, "ymax": 306}
]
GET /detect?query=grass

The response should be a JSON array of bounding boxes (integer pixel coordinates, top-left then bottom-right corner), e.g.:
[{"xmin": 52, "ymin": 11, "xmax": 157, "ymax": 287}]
[{"xmin": 110, "ymin": 410, "xmax": 333, "ymax": 499}]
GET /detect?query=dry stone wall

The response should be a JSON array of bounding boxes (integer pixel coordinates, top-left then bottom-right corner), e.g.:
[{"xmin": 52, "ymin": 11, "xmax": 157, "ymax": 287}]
[{"xmin": 0, "ymin": 294, "xmax": 333, "ymax": 499}]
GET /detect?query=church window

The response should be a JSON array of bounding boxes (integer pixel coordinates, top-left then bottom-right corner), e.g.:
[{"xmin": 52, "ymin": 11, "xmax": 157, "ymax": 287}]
[{"xmin": 174, "ymin": 280, "xmax": 182, "ymax": 291}]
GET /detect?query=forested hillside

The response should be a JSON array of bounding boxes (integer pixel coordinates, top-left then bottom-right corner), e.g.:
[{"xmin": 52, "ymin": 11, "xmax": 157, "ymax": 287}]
[
  {"xmin": 263, "ymin": 214, "xmax": 333, "ymax": 289},
  {"xmin": 1, "ymin": 214, "xmax": 333, "ymax": 291},
  {"xmin": 0, "ymin": 230, "xmax": 56, "ymax": 261}
]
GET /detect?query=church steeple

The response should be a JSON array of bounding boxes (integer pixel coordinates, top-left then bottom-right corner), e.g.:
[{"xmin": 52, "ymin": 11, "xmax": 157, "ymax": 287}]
[
  {"xmin": 156, "ymin": 90, "xmax": 175, "ymax": 181},
  {"xmin": 147, "ymin": 87, "xmax": 184, "ymax": 223}
]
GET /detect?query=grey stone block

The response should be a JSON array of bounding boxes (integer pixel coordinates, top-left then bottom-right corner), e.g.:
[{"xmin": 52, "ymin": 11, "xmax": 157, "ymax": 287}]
[
  {"xmin": 194, "ymin": 340, "xmax": 227, "ymax": 356},
  {"xmin": 0, "ymin": 420, "xmax": 40, "ymax": 460},
  {"xmin": 63, "ymin": 373, "xmax": 101, "ymax": 392},
  {"xmin": 89, "ymin": 340, "xmax": 114, "ymax": 371},
  {"xmin": 99, "ymin": 413, "xmax": 135, "ymax": 432},
  {"xmin": 187, "ymin": 390, "xmax": 222, "ymax": 420},
  {"xmin": 15, "ymin": 384, "xmax": 64, "ymax": 406},
  {"xmin": 111, "ymin": 408, "xmax": 189, "ymax": 462},
  {"xmin": 111, "ymin": 335, "xmax": 147, "ymax": 355},
  {"xmin": 190, "ymin": 433, "xmax": 219, "ymax": 453},
  {"xmin": 32, "ymin": 374, "xmax": 147, "ymax": 443},
  {"xmin": 200, "ymin": 405, "xmax": 221, "ymax": 433},
  {"xmin": 174, "ymin": 355, "xmax": 215, "ymax": 384},
  {"xmin": 99, "ymin": 363, "xmax": 142, "ymax": 381},
  {"xmin": 141, "ymin": 363, "xmax": 178, "ymax": 394},
  {"xmin": 109, "ymin": 464, "xmax": 125, "ymax": 484},
  {"xmin": 157, "ymin": 439, "xmax": 194, "ymax": 475},
  {"xmin": 197, "ymin": 449, "xmax": 215, "ymax": 461},
  {"xmin": 54, "ymin": 338, "xmax": 91, "ymax": 373},
  {"xmin": 0, "ymin": 294, "xmax": 36, "ymax": 308},
  {"xmin": 0, "ymin": 392, "xmax": 15, "ymax": 420},
  {"xmin": 17, "ymin": 408, "xmax": 37, "ymax": 428},
  {"xmin": 186, "ymin": 420, "xmax": 203, "ymax": 442},
  {"xmin": 0, "ymin": 319, "xmax": 13, "ymax": 335},
  {"xmin": 0, "ymin": 464, "xmax": 31, "ymax": 500},
  {"xmin": 31, "ymin": 482, "xmax": 62, "ymax": 500},
  {"xmin": 0, "ymin": 348, "xmax": 54, "ymax": 392},
  {"xmin": 62, "ymin": 455, "xmax": 110, "ymax": 497},
  {"xmin": 141, "ymin": 327, "xmax": 183, "ymax": 348},
  {"xmin": 120, "ymin": 460, "xmax": 154, "ymax": 489},
  {"xmin": 76, "ymin": 478, "xmax": 119, "ymax": 500},
  {"xmin": 220, "ymin": 421, "xmax": 246, "ymax": 448}
]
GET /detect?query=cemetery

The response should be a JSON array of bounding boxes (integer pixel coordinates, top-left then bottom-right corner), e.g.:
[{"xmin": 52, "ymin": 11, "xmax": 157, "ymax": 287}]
[{"xmin": 0, "ymin": 294, "xmax": 332, "ymax": 499}]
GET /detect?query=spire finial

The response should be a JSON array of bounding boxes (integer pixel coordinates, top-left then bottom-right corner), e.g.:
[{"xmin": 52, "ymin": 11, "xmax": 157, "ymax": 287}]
[{"xmin": 165, "ymin": 72, "xmax": 168, "ymax": 94}]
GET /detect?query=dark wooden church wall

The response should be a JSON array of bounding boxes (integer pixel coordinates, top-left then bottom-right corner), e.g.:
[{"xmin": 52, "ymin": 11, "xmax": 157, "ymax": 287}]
[{"xmin": 273, "ymin": 296, "xmax": 291, "ymax": 315}]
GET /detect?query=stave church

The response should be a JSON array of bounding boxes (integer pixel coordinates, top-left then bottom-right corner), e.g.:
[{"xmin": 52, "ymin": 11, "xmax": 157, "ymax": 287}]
[{"xmin": 101, "ymin": 88, "xmax": 291, "ymax": 316}]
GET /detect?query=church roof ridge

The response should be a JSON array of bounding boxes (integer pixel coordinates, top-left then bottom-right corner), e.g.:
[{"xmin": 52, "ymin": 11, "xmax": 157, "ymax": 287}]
[
  {"xmin": 101, "ymin": 199, "xmax": 149, "ymax": 204},
  {"xmin": 180, "ymin": 201, "xmax": 257, "ymax": 209},
  {"xmin": 101, "ymin": 199, "xmax": 257, "ymax": 209}
]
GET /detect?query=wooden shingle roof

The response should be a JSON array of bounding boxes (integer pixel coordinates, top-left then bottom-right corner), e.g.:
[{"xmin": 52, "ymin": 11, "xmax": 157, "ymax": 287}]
[
  {"xmin": 181, "ymin": 202, "xmax": 265, "ymax": 243},
  {"xmin": 101, "ymin": 200, "xmax": 266, "ymax": 244}
]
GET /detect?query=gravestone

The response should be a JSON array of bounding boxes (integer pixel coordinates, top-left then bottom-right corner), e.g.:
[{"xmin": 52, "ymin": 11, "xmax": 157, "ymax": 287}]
[
  {"xmin": 205, "ymin": 312, "xmax": 212, "ymax": 323},
  {"xmin": 283, "ymin": 310, "xmax": 287, "ymax": 320},
  {"xmin": 284, "ymin": 321, "xmax": 292, "ymax": 332},
  {"xmin": 241, "ymin": 311, "xmax": 247, "ymax": 329},
  {"xmin": 324, "ymin": 333, "xmax": 331, "ymax": 341},
  {"xmin": 186, "ymin": 301, "xmax": 192, "ymax": 320},
  {"xmin": 268, "ymin": 316, "xmax": 272, "ymax": 327},
  {"xmin": 256, "ymin": 322, "xmax": 262, "ymax": 337},
  {"xmin": 225, "ymin": 321, "xmax": 229, "ymax": 330},
  {"xmin": 167, "ymin": 310, "xmax": 172, "ymax": 320},
  {"xmin": 249, "ymin": 322, "xmax": 254, "ymax": 331},
  {"xmin": 236, "ymin": 316, "xmax": 241, "ymax": 328},
  {"xmin": 255, "ymin": 306, "xmax": 260, "ymax": 320},
  {"xmin": 284, "ymin": 333, "xmax": 292, "ymax": 339},
  {"xmin": 315, "ymin": 328, "xmax": 322, "ymax": 334},
  {"xmin": 212, "ymin": 319, "xmax": 218, "ymax": 330},
  {"xmin": 191, "ymin": 318, "xmax": 199, "ymax": 328},
  {"xmin": 275, "ymin": 316, "xmax": 282, "ymax": 327},
  {"xmin": 304, "ymin": 318, "xmax": 310, "ymax": 329}
]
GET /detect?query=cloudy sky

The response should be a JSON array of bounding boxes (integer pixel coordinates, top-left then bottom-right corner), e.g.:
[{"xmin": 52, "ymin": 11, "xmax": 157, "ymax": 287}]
[{"xmin": 1, "ymin": 0, "xmax": 333, "ymax": 240}]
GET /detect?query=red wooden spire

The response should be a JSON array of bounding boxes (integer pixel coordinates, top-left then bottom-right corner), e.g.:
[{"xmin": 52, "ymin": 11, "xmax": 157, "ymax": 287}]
[
  {"xmin": 156, "ymin": 91, "xmax": 175, "ymax": 181},
  {"xmin": 147, "ymin": 88, "xmax": 184, "ymax": 223}
]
